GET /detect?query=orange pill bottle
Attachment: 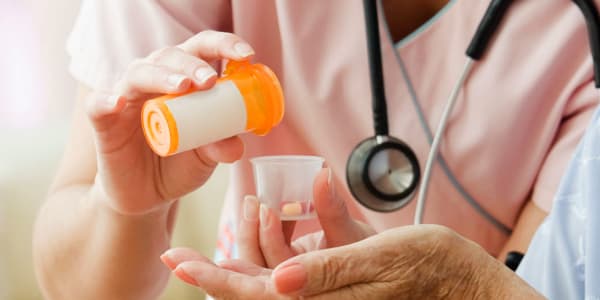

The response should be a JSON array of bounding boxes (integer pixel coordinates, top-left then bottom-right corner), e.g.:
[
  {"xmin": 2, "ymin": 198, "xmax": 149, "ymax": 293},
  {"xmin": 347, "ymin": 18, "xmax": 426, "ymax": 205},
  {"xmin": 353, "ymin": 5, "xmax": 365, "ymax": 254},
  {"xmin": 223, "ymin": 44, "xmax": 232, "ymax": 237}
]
[{"xmin": 141, "ymin": 60, "xmax": 284, "ymax": 156}]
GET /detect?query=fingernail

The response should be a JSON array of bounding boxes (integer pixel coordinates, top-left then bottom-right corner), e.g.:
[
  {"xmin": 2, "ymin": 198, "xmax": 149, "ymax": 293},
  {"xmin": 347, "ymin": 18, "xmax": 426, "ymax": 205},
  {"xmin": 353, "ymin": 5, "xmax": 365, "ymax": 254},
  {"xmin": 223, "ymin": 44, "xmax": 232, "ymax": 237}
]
[
  {"xmin": 259, "ymin": 204, "xmax": 271, "ymax": 229},
  {"xmin": 194, "ymin": 68, "xmax": 217, "ymax": 83},
  {"xmin": 160, "ymin": 253, "xmax": 177, "ymax": 270},
  {"xmin": 234, "ymin": 42, "xmax": 255, "ymax": 57},
  {"xmin": 107, "ymin": 95, "xmax": 121, "ymax": 107},
  {"xmin": 243, "ymin": 195, "xmax": 259, "ymax": 221},
  {"xmin": 167, "ymin": 73, "xmax": 187, "ymax": 88},
  {"xmin": 327, "ymin": 168, "xmax": 335, "ymax": 199},
  {"xmin": 174, "ymin": 265, "xmax": 198, "ymax": 286},
  {"xmin": 273, "ymin": 262, "xmax": 307, "ymax": 294}
]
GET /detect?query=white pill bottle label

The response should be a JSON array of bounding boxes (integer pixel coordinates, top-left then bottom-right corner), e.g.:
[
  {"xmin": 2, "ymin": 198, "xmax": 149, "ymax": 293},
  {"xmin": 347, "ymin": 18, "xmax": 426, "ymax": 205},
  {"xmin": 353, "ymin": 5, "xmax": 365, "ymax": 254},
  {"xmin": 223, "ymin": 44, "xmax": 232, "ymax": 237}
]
[{"xmin": 166, "ymin": 81, "xmax": 246, "ymax": 154}]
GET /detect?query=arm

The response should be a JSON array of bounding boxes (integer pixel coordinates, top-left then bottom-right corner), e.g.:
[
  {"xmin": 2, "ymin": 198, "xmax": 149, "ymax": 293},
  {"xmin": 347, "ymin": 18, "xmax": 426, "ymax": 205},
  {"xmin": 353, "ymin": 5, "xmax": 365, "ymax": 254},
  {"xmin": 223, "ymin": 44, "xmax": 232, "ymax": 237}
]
[
  {"xmin": 498, "ymin": 200, "xmax": 548, "ymax": 261},
  {"xmin": 272, "ymin": 225, "xmax": 545, "ymax": 299},
  {"xmin": 33, "ymin": 31, "xmax": 254, "ymax": 299},
  {"xmin": 33, "ymin": 87, "xmax": 176, "ymax": 299}
]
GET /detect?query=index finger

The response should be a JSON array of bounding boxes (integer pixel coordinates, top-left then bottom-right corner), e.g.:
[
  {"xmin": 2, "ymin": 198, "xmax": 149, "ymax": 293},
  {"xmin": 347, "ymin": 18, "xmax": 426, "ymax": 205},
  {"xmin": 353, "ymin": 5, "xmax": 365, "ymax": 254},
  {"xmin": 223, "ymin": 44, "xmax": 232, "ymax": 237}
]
[{"xmin": 177, "ymin": 30, "xmax": 255, "ymax": 61}]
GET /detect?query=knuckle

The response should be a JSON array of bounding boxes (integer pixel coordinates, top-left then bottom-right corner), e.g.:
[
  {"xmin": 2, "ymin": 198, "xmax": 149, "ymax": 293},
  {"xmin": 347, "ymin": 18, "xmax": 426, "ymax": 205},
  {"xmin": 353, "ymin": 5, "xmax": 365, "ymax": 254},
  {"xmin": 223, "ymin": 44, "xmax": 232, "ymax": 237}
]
[
  {"xmin": 424, "ymin": 224, "xmax": 457, "ymax": 242},
  {"xmin": 184, "ymin": 59, "xmax": 209, "ymax": 75},
  {"xmin": 124, "ymin": 59, "xmax": 146, "ymax": 77},
  {"xmin": 417, "ymin": 224, "xmax": 461, "ymax": 257},
  {"xmin": 236, "ymin": 228, "xmax": 252, "ymax": 246},
  {"xmin": 199, "ymin": 29, "xmax": 237, "ymax": 44},
  {"xmin": 152, "ymin": 72, "xmax": 169, "ymax": 88},
  {"xmin": 83, "ymin": 93, "xmax": 99, "ymax": 118},
  {"xmin": 316, "ymin": 255, "xmax": 342, "ymax": 289},
  {"xmin": 329, "ymin": 195, "xmax": 348, "ymax": 216},
  {"xmin": 198, "ymin": 29, "xmax": 219, "ymax": 38},
  {"xmin": 148, "ymin": 46, "xmax": 180, "ymax": 63},
  {"xmin": 114, "ymin": 74, "xmax": 132, "ymax": 96}
]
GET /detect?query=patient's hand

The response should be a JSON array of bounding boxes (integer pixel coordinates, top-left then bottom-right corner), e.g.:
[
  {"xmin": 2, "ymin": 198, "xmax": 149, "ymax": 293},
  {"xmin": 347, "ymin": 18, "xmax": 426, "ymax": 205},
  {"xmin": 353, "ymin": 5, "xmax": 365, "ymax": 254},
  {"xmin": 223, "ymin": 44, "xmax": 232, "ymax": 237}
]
[{"xmin": 161, "ymin": 225, "xmax": 543, "ymax": 300}]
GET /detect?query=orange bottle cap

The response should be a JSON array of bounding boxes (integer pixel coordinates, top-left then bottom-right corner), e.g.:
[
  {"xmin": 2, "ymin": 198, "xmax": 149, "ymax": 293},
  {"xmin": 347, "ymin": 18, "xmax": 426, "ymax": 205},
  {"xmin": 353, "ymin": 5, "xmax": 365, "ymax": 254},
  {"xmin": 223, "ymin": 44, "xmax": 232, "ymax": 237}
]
[{"xmin": 221, "ymin": 60, "xmax": 285, "ymax": 135}]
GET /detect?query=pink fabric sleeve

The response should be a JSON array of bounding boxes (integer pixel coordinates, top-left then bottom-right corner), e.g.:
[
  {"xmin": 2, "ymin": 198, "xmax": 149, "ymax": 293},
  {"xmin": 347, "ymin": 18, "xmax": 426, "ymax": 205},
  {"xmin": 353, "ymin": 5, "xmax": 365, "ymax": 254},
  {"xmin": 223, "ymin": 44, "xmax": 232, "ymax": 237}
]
[
  {"xmin": 66, "ymin": 0, "xmax": 231, "ymax": 90},
  {"xmin": 532, "ymin": 79, "xmax": 599, "ymax": 212}
]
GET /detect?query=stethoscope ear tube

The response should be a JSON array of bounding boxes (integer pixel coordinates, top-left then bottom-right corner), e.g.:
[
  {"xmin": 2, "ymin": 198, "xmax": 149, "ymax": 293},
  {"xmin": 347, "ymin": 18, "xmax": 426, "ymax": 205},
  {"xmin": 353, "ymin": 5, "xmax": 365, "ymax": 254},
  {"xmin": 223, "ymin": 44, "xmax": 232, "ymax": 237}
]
[
  {"xmin": 363, "ymin": 0, "xmax": 389, "ymax": 136},
  {"xmin": 572, "ymin": 0, "xmax": 600, "ymax": 88},
  {"xmin": 466, "ymin": 0, "xmax": 513, "ymax": 60}
]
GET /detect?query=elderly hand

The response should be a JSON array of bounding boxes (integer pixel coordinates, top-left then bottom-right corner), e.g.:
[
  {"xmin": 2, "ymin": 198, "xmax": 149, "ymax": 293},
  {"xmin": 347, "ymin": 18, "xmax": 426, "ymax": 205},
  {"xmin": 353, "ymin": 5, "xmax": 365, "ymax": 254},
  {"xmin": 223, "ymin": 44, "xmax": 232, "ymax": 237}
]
[
  {"xmin": 162, "ymin": 225, "xmax": 543, "ymax": 299},
  {"xmin": 237, "ymin": 168, "xmax": 375, "ymax": 268}
]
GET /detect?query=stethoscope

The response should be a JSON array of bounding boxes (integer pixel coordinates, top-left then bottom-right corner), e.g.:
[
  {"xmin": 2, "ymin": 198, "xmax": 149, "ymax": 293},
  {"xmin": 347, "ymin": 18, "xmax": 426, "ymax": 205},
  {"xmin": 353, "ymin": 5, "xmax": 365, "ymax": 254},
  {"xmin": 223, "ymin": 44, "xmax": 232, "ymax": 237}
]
[{"xmin": 346, "ymin": 0, "xmax": 600, "ymax": 227}]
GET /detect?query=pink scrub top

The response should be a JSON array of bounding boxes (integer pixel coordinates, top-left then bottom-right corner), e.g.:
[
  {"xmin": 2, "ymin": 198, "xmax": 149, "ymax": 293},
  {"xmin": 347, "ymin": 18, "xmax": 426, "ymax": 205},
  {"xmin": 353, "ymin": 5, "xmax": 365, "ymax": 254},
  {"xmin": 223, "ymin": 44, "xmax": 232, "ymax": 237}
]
[{"xmin": 67, "ymin": 0, "xmax": 600, "ymax": 256}]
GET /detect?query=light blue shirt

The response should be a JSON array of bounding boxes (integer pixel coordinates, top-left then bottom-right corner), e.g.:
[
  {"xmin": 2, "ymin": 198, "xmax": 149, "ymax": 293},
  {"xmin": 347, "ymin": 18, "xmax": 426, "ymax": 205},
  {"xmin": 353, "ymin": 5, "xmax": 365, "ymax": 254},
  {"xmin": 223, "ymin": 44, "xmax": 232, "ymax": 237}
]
[{"xmin": 518, "ymin": 108, "xmax": 600, "ymax": 300}]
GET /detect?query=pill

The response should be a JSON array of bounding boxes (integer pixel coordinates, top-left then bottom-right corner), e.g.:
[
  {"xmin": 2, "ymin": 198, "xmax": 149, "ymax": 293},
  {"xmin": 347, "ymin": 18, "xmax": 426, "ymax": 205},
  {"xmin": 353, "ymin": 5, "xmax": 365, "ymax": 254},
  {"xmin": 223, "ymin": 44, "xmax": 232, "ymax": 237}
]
[{"xmin": 281, "ymin": 202, "xmax": 303, "ymax": 216}]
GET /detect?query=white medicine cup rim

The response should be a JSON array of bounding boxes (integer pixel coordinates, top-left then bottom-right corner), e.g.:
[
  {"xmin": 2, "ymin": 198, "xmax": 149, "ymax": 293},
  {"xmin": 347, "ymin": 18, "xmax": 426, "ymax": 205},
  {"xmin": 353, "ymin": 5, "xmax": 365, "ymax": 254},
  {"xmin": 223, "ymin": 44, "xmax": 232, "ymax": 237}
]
[{"xmin": 250, "ymin": 155, "xmax": 324, "ymax": 166}]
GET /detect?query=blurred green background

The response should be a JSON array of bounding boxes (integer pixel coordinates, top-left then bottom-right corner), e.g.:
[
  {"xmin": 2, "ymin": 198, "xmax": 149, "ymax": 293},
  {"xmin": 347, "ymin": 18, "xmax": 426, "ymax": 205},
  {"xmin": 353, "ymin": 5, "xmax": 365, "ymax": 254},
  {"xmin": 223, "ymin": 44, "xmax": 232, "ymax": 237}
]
[{"xmin": 0, "ymin": 1, "xmax": 227, "ymax": 299}]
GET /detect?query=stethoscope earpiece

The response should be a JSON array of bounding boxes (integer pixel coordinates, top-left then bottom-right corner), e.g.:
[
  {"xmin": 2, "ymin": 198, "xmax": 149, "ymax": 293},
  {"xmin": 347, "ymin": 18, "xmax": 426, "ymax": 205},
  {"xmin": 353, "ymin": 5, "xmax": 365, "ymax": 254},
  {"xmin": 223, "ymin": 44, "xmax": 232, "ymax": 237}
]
[{"xmin": 346, "ymin": 135, "xmax": 420, "ymax": 212}]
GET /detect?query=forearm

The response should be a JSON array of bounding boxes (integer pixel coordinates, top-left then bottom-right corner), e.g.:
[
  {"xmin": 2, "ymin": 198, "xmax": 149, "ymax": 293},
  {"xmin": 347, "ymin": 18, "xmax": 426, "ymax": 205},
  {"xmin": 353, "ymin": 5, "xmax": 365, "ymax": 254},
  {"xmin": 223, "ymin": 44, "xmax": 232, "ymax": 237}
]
[{"xmin": 33, "ymin": 184, "xmax": 175, "ymax": 300}]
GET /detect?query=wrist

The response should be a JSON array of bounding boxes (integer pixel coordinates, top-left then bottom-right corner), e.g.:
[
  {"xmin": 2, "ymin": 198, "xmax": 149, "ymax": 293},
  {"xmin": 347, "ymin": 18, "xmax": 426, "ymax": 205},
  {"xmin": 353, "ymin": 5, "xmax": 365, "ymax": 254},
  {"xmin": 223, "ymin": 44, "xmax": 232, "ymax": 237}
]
[
  {"xmin": 457, "ymin": 239, "xmax": 544, "ymax": 299},
  {"xmin": 86, "ymin": 184, "xmax": 174, "ymax": 299},
  {"xmin": 86, "ymin": 182, "xmax": 175, "ymax": 247},
  {"xmin": 413, "ymin": 226, "xmax": 515, "ymax": 299},
  {"xmin": 88, "ymin": 178, "xmax": 175, "ymax": 218}
]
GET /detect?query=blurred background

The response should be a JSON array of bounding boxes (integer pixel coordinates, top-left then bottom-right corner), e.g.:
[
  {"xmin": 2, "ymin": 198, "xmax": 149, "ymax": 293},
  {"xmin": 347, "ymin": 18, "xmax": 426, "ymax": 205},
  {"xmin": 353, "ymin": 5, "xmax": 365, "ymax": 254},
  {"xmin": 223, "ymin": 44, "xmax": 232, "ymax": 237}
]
[{"xmin": 0, "ymin": 1, "xmax": 227, "ymax": 299}]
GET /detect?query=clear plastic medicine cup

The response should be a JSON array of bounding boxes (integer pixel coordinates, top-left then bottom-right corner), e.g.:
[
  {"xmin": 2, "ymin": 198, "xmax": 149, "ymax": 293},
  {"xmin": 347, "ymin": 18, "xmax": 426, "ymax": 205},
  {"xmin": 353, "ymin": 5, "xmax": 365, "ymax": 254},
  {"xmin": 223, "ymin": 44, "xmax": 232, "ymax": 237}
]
[{"xmin": 251, "ymin": 155, "xmax": 325, "ymax": 221}]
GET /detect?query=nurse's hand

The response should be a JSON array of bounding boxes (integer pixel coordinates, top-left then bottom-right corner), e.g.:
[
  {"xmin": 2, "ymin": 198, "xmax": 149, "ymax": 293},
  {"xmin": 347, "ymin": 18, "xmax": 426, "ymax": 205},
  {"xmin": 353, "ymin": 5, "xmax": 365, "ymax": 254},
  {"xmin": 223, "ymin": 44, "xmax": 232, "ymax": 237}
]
[
  {"xmin": 161, "ymin": 225, "xmax": 544, "ymax": 300},
  {"xmin": 237, "ymin": 168, "xmax": 376, "ymax": 268},
  {"xmin": 86, "ymin": 30, "xmax": 253, "ymax": 215}
]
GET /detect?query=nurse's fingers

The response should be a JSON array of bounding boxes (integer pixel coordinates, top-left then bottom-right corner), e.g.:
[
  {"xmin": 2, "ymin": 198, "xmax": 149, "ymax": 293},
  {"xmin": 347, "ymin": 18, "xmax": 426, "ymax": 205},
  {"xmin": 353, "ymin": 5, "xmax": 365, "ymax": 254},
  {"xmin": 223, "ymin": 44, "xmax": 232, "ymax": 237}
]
[
  {"xmin": 314, "ymin": 168, "xmax": 375, "ymax": 247},
  {"xmin": 178, "ymin": 30, "xmax": 255, "ymax": 62},
  {"xmin": 237, "ymin": 195, "xmax": 267, "ymax": 267},
  {"xmin": 259, "ymin": 205, "xmax": 297, "ymax": 267},
  {"xmin": 148, "ymin": 46, "xmax": 218, "ymax": 89},
  {"xmin": 114, "ymin": 60, "xmax": 193, "ymax": 100},
  {"xmin": 85, "ymin": 92, "xmax": 128, "ymax": 124},
  {"xmin": 190, "ymin": 136, "xmax": 245, "ymax": 165}
]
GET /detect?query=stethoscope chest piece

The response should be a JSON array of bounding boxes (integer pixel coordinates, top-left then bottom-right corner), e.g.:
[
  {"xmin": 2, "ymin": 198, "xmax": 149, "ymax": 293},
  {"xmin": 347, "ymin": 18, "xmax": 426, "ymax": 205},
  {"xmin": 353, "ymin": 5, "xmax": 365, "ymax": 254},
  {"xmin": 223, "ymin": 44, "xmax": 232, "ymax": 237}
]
[{"xmin": 346, "ymin": 135, "xmax": 420, "ymax": 212}]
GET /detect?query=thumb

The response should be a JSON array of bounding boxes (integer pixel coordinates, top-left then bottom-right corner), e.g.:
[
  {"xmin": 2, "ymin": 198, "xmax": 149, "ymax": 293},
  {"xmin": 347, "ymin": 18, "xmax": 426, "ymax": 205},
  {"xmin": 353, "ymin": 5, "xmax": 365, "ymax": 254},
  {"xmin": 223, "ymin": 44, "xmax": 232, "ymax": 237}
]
[
  {"xmin": 85, "ymin": 92, "xmax": 128, "ymax": 132},
  {"xmin": 271, "ymin": 241, "xmax": 373, "ymax": 296},
  {"xmin": 313, "ymin": 168, "xmax": 374, "ymax": 247}
]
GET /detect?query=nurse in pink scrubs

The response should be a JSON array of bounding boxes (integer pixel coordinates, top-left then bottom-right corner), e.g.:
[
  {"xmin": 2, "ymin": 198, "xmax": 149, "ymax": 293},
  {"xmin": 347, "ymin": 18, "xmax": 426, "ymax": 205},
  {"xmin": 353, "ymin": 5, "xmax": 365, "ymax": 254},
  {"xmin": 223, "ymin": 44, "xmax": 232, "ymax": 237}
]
[{"xmin": 33, "ymin": 1, "xmax": 598, "ymax": 299}]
